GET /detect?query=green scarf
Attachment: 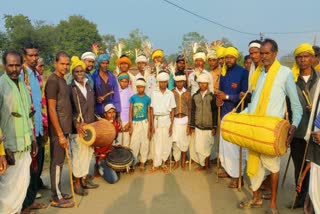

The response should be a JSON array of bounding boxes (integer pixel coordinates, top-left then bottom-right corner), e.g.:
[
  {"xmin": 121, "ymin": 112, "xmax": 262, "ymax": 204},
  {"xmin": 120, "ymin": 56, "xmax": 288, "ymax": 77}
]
[{"xmin": 3, "ymin": 73, "xmax": 33, "ymax": 151}]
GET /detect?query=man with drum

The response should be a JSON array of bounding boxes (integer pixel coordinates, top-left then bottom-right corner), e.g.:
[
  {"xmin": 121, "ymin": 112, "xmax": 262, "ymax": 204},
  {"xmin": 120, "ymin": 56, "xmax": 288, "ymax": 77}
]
[
  {"xmin": 69, "ymin": 56, "xmax": 99, "ymax": 196},
  {"xmin": 239, "ymin": 39, "xmax": 302, "ymax": 214}
]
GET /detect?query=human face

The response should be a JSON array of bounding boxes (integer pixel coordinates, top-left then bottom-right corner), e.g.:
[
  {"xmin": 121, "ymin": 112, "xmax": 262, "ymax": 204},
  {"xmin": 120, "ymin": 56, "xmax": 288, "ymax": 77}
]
[
  {"xmin": 260, "ymin": 43, "xmax": 277, "ymax": 69},
  {"xmin": 54, "ymin": 56, "xmax": 70, "ymax": 77},
  {"xmin": 296, "ymin": 52, "xmax": 313, "ymax": 71},
  {"xmin": 249, "ymin": 47, "xmax": 261, "ymax": 65},
  {"xmin": 24, "ymin": 48, "xmax": 39, "ymax": 69},
  {"xmin": 218, "ymin": 57, "xmax": 225, "ymax": 67},
  {"xmin": 137, "ymin": 86, "xmax": 145, "ymax": 94},
  {"xmin": 244, "ymin": 58, "xmax": 252, "ymax": 71},
  {"xmin": 137, "ymin": 62, "xmax": 146, "ymax": 72},
  {"xmin": 72, "ymin": 66, "xmax": 85, "ymax": 83},
  {"xmin": 4, "ymin": 54, "xmax": 22, "ymax": 80},
  {"xmin": 194, "ymin": 58, "xmax": 205, "ymax": 69},
  {"xmin": 198, "ymin": 82, "xmax": 208, "ymax": 92},
  {"xmin": 119, "ymin": 63, "xmax": 129, "ymax": 72},
  {"xmin": 119, "ymin": 78, "xmax": 129, "ymax": 89},
  {"xmin": 175, "ymin": 80, "xmax": 185, "ymax": 90},
  {"xmin": 99, "ymin": 61, "xmax": 109, "ymax": 72},
  {"xmin": 159, "ymin": 81, "xmax": 168, "ymax": 90},
  {"xmin": 104, "ymin": 109, "xmax": 116, "ymax": 121},
  {"xmin": 83, "ymin": 58, "xmax": 95, "ymax": 72},
  {"xmin": 154, "ymin": 56, "xmax": 163, "ymax": 64},
  {"xmin": 36, "ymin": 62, "xmax": 45, "ymax": 75},
  {"xmin": 208, "ymin": 58, "xmax": 218, "ymax": 70},
  {"xmin": 176, "ymin": 60, "xmax": 185, "ymax": 71},
  {"xmin": 225, "ymin": 55, "xmax": 237, "ymax": 69}
]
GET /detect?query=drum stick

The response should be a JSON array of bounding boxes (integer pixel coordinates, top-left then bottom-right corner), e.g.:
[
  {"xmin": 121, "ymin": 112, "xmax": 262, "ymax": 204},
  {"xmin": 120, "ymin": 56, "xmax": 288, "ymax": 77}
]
[
  {"xmin": 101, "ymin": 91, "xmax": 114, "ymax": 100},
  {"xmin": 281, "ymin": 152, "xmax": 291, "ymax": 188},
  {"xmin": 291, "ymin": 80, "xmax": 320, "ymax": 209},
  {"xmin": 302, "ymin": 90, "xmax": 312, "ymax": 108},
  {"xmin": 65, "ymin": 147, "xmax": 78, "ymax": 208},
  {"xmin": 189, "ymin": 133, "xmax": 192, "ymax": 171},
  {"xmin": 216, "ymin": 106, "xmax": 221, "ymax": 183},
  {"xmin": 238, "ymin": 101, "xmax": 245, "ymax": 192}
]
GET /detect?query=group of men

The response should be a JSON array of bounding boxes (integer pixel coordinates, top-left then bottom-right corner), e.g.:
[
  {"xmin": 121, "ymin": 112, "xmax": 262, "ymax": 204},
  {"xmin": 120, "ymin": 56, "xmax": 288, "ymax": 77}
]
[{"xmin": 0, "ymin": 38, "xmax": 320, "ymax": 214}]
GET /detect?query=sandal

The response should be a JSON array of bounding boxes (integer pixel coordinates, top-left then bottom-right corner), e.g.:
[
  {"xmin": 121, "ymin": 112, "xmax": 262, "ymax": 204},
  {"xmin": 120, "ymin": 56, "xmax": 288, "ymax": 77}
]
[
  {"xmin": 29, "ymin": 202, "xmax": 48, "ymax": 210},
  {"xmin": 62, "ymin": 193, "xmax": 73, "ymax": 200},
  {"xmin": 262, "ymin": 192, "xmax": 272, "ymax": 200},
  {"xmin": 239, "ymin": 199, "xmax": 263, "ymax": 209},
  {"xmin": 50, "ymin": 199, "xmax": 74, "ymax": 208}
]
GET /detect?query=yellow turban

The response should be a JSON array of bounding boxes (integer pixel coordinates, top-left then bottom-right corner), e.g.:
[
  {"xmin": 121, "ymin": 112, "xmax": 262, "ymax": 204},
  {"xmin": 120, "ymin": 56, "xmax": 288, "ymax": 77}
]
[
  {"xmin": 221, "ymin": 47, "xmax": 239, "ymax": 76},
  {"xmin": 116, "ymin": 55, "xmax": 132, "ymax": 67},
  {"xmin": 151, "ymin": 49, "xmax": 164, "ymax": 61},
  {"xmin": 70, "ymin": 56, "xmax": 86, "ymax": 72},
  {"xmin": 292, "ymin": 43, "xmax": 315, "ymax": 82},
  {"xmin": 216, "ymin": 47, "xmax": 226, "ymax": 58},
  {"xmin": 224, "ymin": 47, "xmax": 239, "ymax": 59}
]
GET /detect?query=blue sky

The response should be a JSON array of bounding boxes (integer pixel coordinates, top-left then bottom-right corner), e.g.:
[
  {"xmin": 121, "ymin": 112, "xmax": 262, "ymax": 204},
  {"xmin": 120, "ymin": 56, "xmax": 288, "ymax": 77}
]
[{"xmin": 1, "ymin": 0, "xmax": 319, "ymax": 57}]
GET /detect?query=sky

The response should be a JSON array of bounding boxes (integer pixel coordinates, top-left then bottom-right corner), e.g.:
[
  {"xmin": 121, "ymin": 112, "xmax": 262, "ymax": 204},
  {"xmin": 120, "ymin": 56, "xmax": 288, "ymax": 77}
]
[{"xmin": 0, "ymin": 0, "xmax": 320, "ymax": 57}]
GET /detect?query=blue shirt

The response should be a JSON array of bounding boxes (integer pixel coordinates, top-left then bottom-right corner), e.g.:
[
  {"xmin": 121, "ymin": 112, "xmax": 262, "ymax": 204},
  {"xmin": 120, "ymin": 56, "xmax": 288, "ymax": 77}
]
[
  {"xmin": 20, "ymin": 67, "xmax": 43, "ymax": 136},
  {"xmin": 243, "ymin": 65, "xmax": 302, "ymax": 127},
  {"xmin": 219, "ymin": 64, "xmax": 248, "ymax": 117},
  {"xmin": 129, "ymin": 94, "xmax": 151, "ymax": 121}
]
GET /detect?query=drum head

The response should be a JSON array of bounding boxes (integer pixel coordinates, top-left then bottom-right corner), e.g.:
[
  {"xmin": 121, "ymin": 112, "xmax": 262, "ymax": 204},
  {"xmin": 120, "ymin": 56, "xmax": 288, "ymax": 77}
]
[
  {"xmin": 106, "ymin": 147, "xmax": 133, "ymax": 165},
  {"xmin": 79, "ymin": 125, "xmax": 96, "ymax": 146}
]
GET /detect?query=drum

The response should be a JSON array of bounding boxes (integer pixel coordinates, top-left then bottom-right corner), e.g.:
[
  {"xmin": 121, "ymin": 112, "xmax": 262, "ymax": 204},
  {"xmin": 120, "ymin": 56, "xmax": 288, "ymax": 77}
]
[
  {"xmin": 80, "ymin": 119, "xmax": 116, "ymax": 147},
  {"xmin": 105, "ymin": 147, "xmax": 134, "ymax": 172},
  {"xmin": 221, "ymin": 112, "xmax": 290, "ymax": 156}
]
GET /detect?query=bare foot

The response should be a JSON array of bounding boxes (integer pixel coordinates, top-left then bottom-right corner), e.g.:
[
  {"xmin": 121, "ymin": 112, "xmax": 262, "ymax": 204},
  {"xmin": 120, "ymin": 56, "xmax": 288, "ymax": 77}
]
[{"xmin": 195, "ymin": 165, "xmax": 205, "ymax": 172}]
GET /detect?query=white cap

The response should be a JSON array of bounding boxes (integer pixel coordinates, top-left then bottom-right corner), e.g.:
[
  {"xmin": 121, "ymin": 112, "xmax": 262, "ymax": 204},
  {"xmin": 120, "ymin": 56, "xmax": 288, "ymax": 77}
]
[
  {"xmin": 136, "ymin": 78, "xmax": 146, "ymax": 86},
  {"xmin": 81, "ymin": 52, "xmax": 96, "ymax": 61},
  {"xmin": 157, "ymin": 72, "xmax": 170, "ymax": 81},
  {"xmin": 174, "ymin": 75, "xmax": 186, "ymax": 81},
  {"xmin": 135, "ymin": 55, "xmax": 148, "ymax": 63},
  {"xmin": 104, "ymin": 103, "xmax": 116, "ymax": 112},
  {"xmin": 193, "ymin": 52, "xmax": 206, "ymax": 62},
  {"xmin": 207, "ymin": 50, "xmax": 217, "ymax": 60},
  {"xmin": 197, "ymin": 73, "xmax": 210, "ymax": 83}
]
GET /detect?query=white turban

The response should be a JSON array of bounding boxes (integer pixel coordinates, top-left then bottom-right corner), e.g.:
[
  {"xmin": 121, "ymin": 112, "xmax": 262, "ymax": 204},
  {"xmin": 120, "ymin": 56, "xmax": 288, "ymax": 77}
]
[
  {"xmin": 193, "ymin": 52, "xmax": 206, "ymax": 62},
  {"xmin": 249, "ymin": 42, "xmax": 261, "ymax": 49},
  {"xmin": 81, "ymin": 52, "xmax": 96, "ymax": 61},
  {"xmin": 157, "ymin": 72, "xmax": 169, "ymax": 81},
  {"xmin": 104, "ymin": 104, "xmax": 116, "ymax": 112},
  {"xmin": 174, "ymin": 75, "xmax": 186, "ymax": 81},
  {"xmin": 135, "ymin": 55, "xmax": 148, "ymax": 63},
  {"xmin": 207, "ymin": 50, "xmax": 217, "ymax": 60},
  {"xmin": 197, "ymin": 73, "xmax": 210, "ymax": 83},
  {"xmin": 136, "ymin": 79, "xmax": 146, "ymax": 86}
]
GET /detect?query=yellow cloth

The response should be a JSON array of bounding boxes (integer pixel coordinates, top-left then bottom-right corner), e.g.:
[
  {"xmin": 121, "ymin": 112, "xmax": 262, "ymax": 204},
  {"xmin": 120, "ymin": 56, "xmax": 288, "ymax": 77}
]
[
  {"xmin": 216, "ymin": 47, "xmax": 226, "ymax": 58},
  {"xmin": 314, "ymin": 64, "xmax": 320, "ymax": 72},
  {"xmin": 292, "ymin": 43, "xmax": 315, "ymax": 82},
  {"xmin": 221, "ymin": 47, "xmax": 239, "ymax": 76},
  {"xmin": 151, "ymin": 49, "xmax": 164, "ymax": 61},
  {"xmin": 70, "ymin": 56, "xmax": 86, "ymax": 72},
  {"xmin": 249, "ymin": 65, "xmax": 263, "ymax": 90},
  {"xmin": 247, "ymin": 60, "xmax": 281, "ymax": 177},
  {"xmin": 0, "ymin": 129, "xmax": 4, "ymax": 156},
  {"xmin": 116, "ymin": 56, "xmax": 132, "ymax": 67}
]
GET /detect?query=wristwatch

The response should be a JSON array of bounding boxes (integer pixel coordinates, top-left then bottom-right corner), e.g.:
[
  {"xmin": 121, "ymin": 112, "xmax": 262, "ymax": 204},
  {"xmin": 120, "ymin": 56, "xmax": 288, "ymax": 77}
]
[{"xmin": 226, "ymin": 95, "xmax": 229, "ymax": 100}]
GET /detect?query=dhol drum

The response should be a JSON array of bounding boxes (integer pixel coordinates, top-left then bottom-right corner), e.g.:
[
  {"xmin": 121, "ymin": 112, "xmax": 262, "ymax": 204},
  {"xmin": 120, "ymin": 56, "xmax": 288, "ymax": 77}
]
[
  {"xmin": 105, "ymin": 147, "xmax": 134, "ymax": 172},
  {"xmin": 80, "ymin": 119, "xmax": 116, "ymax": 147}
]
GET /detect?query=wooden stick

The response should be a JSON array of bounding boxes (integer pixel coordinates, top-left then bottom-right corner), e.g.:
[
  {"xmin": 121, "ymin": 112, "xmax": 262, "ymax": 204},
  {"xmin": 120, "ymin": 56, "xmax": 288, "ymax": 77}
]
[
  {"xmin": 238, "ymin": 101, "xmax": 245, "ymax": 192},
  {"xmin": 281, "ymin": 152, "xmax": 291, "ymax": 188},
  {"xmin": 189, "ymin": 133, "xmax": 193, "ymax": 171},
  {"xmin": 216, "ymin": 107, "xmax": 221, "ymax": 183},
  {"xmin": 65, "ymin": 147, "xmax": 78, "ymax": 208}
]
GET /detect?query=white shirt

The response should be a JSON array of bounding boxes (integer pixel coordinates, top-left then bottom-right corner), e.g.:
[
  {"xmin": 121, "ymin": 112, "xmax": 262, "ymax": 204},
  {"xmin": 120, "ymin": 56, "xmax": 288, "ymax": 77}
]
[
  {"xmin": 74, "ymin": 78, "xmax": 88, "ymax": 98},
  {"xmin": 188, "ymin": 69, "xmax": 213, "ymax": 96}
]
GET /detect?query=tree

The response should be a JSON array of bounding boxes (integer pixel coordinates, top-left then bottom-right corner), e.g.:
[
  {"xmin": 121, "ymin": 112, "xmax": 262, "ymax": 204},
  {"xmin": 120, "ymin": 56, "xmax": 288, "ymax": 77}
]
[
  {"xmin": 102, "ymin": 34, "xmax": 116, "ymax": 55},
  {"xmin": 55, "ymin": 15, "xmax": 104, "ymax": 57},
  {"xmin": 179, "ymin": 32, "xmax": 207, "ymax": 65}
]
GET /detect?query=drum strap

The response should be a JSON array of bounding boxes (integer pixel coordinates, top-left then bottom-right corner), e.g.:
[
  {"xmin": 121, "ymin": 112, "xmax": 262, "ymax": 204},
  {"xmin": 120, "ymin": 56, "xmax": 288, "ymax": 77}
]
[{"xmin": 74, "ymin": 87, "xmax": 84, "ymax": 123}]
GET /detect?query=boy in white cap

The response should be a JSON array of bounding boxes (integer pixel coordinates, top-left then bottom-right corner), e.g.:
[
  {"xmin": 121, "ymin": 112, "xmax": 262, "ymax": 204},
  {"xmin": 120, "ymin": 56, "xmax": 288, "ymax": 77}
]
[
  {"xmin": 150, "ymin": 71, "xmax": 176, "ymax": 173},
  {"xmin": 172, "ymin": 74, "xmax": 191, "ymax": 170},
  {"xmin": 129, "ymin": 78, "xmax": 151, "ymax": 171},
  {"xmin": 190, "ymin": 73, "xmax": 218, "ymax": 171}
]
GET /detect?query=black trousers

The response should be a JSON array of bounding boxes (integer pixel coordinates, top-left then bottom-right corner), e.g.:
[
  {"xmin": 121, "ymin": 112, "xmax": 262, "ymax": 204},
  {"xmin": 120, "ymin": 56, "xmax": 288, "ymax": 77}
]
[
  {"xmin": 22, "ymin": 136, "xmax": 45, "ymax": 209},
  {"xmin": 291, "ymin": 137, "xmax": 310, "ymax": 202},
  {"xmin": 50, "ymin": 135, "xmax": 66, "ymax": 201}
]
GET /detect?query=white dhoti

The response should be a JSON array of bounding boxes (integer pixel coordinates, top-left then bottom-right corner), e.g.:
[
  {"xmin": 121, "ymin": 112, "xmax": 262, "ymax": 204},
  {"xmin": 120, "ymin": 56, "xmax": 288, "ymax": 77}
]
[
  {"xmin": 191, "ymin": 128, "xmax": 214, "ymax": 166},
  {"xmin": 219, "ymin": 135, "xmax": 247, "ymax": 178},
  {"xmin": 153, "ymin": 126, "xmax": 172, "ymax": 167},
  {"xmin": 309, "ymin": 162, "xmax": 320, "ymax": 214},
  {"xmin": 172, "ymin": 117, "xmax": 189, "ymax": 161},
  {"xmin": 250, "ymin": 154, "xmax": 280, "ymax": 191},
  {"xmin": 116, "ymin": 121, "xmax": 130, "ymax": 147},
  {"xmin": 130, "ymin": 120, "xmax": 149, "ymax": 164},
  {"xmin": 0, "ymin": 151, "xmax": 31, "ymax": 214},
  {"xmin": 70, "ymin": 134, "xmax": 94, "ymax": 178}
]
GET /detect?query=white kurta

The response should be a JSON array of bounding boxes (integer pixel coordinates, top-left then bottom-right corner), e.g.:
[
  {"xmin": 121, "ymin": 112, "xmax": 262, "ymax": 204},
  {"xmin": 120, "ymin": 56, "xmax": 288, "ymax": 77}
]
[
  {"xmin": 309, "ymin": 162, "xmax": 320, "ymax": 214},
  {"xmin": 219, "ymin": 136, "xmax": 247, "ymax": 178},
  {"xmin": 172, "ymin": 117, "xmax": 189, "ymax": 161},
  {"xmin": 70, "ymin": 134, "xmax": 94, "ymax": 178},
  {"xmin": 130, "ymin": 120, "xmax": 149, "ymax": 164},
  {"xmin": 0, "ymin": 151, "xmax": 31, "ymax": 214}
]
